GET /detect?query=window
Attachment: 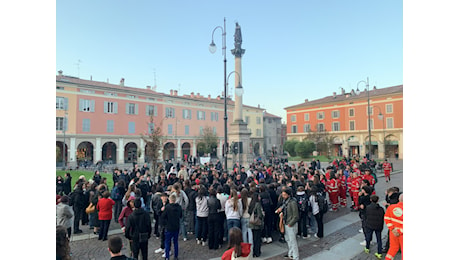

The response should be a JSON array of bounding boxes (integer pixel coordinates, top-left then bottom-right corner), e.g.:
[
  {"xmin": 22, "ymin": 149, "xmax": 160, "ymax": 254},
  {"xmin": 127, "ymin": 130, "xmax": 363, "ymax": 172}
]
[
  {"xmin": 107, "ymin": 120, "xmax": 114, "ymax": 133},
  {"xmin": 349, "ymin": 108, "xmax": 355, "ymax": 117},
  {"xmin": 56, "ymin": 97, "xmax": 68, "ymax": 110},
  {"xmin": 79, "ymin": 99, "xmax": 95, "ymax": 112},
  {"xmin": 183, "ymin": 109, "xmax": 192, "ymax": 119},
  {"xmin": 349, "ymin": 121, "xmax": 355, "ymax": 131},
  {"xmin": 104, "ymin": 92, "xmax": 117, "ymax": 96},
  {"xmin": 291, "ymin": 125, "xmax": 297, "ymax": 133},
  {"xmin": 168, "ymin": 124, "xmax": 173, "ymax": 135},
  {"xmin": 367, "ymin": 106, "xmax": 374, "ymax": 116},
  {"xmin": 317, "ymin": 112, "xmax": 325, "ymax": 120},
  {"xmin": 256, "ymin": 129, "xmax": 262, "ymax": 137},
  {"xmin": 148, "ymin": 123, "xmax": 154, "ymax": 134},
  {"xmin": 303, "ymin": 124, "xmax": 311, "ymax": 133},
  {"xmin": 197, "ymin": 110, "xmax": 206, "ymax": 120},
  {"xmin": 387, "ymin": 117, "xmax": 394, "ymax": 129},
  {"xmin": 185, "ymin": 125, "xmax": 190, "ymax": 135},
  {"xmin": 256, "ymin": 117, "xmax": 262, "ymax": 124},
  {"xmin": 291, "ymin": 115, "xmax": 297, "ymax": 122},
  {"xmin": 332, "ymin": 110, "xmax": 340, "ymax": 119},
  {"xmin": 317, "ymin": 123, "xmax": 325, "ymax": 132},
  {"xmin": 126, "ymin": 103, "xmax": 138, "ymax": 115},
  {"xmin": 245, "ymin": 116, "xmax": 250, "ymax": 124},
  {"xmin": 80, "ymin": 89, "xmax": 94, "ymax": 94},
  {"xmin": 304, "ymin": 113, "xmax": 310, "ymax": 121},
  {"xmin": 128, "ymin": 122, "xmax": 135, "ymax": 134},
  {"xmin": 332, "ymin": 122, "xmax": 340, "ymax": 131},
  {"xmin": 213, "ymin": 127, "xmax": 217, "ymax": 135},
  {"xmin": 127, "ymin": 95, "xmax": 136, "ymax": 99},
  {"xmin": 199, "ymin": 126, "xmax": 204, "ymax": 135},
  {"xmin": 386, "ymin": 104, "xmax": 393, "ymax": 114},
  {"xmin": 56, "ymin": 117, "xmax": 66, "ymax": 131},
  {"xmin": 147, "ymin": 105, "xmax": 157, "ymax": 116},
  {"xmin": 368, "ymin": 119, "xmax": 374, "ymax": 130},
  {"xmin": 165, "ymin": 107, "xmax": 175, "ymax": 118},
  {"xmin": 104, "ymin": 101, "xmax": 118, "ymax": 114},
  {"xmin": 82, "ymin": 119, "xmax": 91, "ymax": 132},
  {"xmin": 211, "ymin": 112, "xmax": 219, "ymax": 121}
]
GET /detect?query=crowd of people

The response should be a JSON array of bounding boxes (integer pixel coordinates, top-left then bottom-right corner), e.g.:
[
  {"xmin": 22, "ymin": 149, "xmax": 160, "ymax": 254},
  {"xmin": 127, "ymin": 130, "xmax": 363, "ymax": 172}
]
[{"xmin": 56, "ymin": 156, "xmax": 402, "ymax": 260}]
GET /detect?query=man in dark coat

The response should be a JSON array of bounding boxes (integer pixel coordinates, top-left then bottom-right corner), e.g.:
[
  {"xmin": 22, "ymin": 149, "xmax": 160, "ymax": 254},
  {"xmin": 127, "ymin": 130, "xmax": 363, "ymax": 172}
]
[
  {"xmin": 70, "ymin": 183, "xmax": 85, "ymax": 234},
  {"xmin": 63, "ymin": 173, "xmax": 72, "ymax": 195},
  {"xmin": 364, "ymin": 195, "xmax": 385, "ymax": 258},
  {"xmin": 125, "ymin": 198, "xmax": 152, "ymax": 260}
]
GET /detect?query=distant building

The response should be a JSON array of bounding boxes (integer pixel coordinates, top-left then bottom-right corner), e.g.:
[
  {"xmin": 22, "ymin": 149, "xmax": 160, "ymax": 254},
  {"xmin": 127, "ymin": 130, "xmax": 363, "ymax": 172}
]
[
  {"xmin": 263, "ymin": 111, "xmax": 283, "ymax": 158},
  {"xmin": 284, "ymin": 85, "xmax": 403, "ymax": 159},
  {"xmin": 56, "ymin": 72, "xmax": 265, "ymax": 168}
]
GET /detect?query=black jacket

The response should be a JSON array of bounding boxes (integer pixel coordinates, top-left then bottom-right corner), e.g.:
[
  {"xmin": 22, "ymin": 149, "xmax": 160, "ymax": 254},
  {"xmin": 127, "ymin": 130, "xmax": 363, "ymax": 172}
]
[
  {"xmin": 364, "ymin": 202, "xmax": 385, "ymax": 231},
  {"xmin": 161, "ymin": 203, "xmax": 182, "ymax": 232},
  {"xmin": 207, "ymin": 195, "xmax": 221, "ymax": 214},
  {"xmin": 125, "ymin": 208, "xmax": 152, "ymax": 241}
]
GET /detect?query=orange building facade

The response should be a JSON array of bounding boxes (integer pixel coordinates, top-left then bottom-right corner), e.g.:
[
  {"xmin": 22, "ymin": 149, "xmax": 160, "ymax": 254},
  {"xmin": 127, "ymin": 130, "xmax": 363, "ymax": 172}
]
[
  {"xmin": 284, "ymin": 85, "xmax": 403, "ymax": 159},
  {"xmin": 56, "ymin": 71, "xmax": 265, "ymax": 168}
]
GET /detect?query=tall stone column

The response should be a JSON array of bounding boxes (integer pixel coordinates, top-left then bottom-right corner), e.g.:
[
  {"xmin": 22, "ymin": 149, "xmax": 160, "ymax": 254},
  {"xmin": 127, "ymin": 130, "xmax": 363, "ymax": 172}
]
[
  {"xmin": 95, "ymin": 138, "xmax": 102, "ymax": 162},
  {"xmin": 118, "ymin": 138, "xmax": 124, "ymax": 164}
]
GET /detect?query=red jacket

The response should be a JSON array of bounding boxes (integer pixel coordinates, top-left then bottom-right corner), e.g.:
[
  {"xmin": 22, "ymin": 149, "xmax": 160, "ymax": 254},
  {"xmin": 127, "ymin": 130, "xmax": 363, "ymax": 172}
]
[
  {"xmin": 97, "ymin": 198, "xmax": 115, "ymax": 220},
  {"xmin": 221, "ymin": 243, "xmax": 251, "ymax": 260},
  {"xmin": 363, "ymin": 174, "xmax": 375, "ymax": 186}
]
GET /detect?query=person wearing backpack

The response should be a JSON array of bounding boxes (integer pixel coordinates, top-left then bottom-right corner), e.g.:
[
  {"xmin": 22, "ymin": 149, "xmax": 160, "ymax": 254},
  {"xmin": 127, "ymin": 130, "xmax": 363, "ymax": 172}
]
[
  {"xmin": 171, "ymin": 183, "xmax": 189, "ymax": 241},
  {"xmin": 295, "ymin": 185, "xmax": 310, "ymax": 239},
  {"xmin": 112, "ymin": 180, "xmax": 126, "ymax": 221},
  {"xmin": 309, "ymin": 186, "xmax": 324, "ymax": 238}
]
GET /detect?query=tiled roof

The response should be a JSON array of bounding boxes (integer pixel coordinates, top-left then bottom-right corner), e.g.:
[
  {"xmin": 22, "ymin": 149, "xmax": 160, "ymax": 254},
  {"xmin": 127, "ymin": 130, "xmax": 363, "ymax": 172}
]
[
  {"xmin": 284, "ymin": 85, "xmax": 403, "ymax": 110},
  {"xmin": 263, "ymin": 111, "xmax": 282, "ymax": 119}
]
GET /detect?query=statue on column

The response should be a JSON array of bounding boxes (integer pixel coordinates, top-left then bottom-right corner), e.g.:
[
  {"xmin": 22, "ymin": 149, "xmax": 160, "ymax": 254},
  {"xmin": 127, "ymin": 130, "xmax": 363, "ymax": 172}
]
[{"xmin": 231, "ymin": 22, "xmax": 245, "ymax": 57}]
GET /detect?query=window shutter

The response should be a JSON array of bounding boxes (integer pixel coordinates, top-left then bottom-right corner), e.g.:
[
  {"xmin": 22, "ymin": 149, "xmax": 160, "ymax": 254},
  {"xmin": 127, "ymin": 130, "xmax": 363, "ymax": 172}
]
[
  {"xmin": 63, "ymin": 98, "xmax": 68, "ymax": 111},
  {"xmin": 79, "ymin": 99, "xmax": 83, "ymax": 111},
  {"xmin": 135, "ymin": 104, "xmax": 139, "ymax": 115},
  {"xmin": 154, "ymin": 106, "xmax": 157, "ymax": 116},
  {"xmin": 90, "ymin": 100, "xmax": 95, "ymax": 112},
  {"xmin": 64, "ymin": 118, "xmax": 68, "ymax": 131},
  {"xmin": 104, "ymin": 101, "xmax": 108, "ymax": 113},
  {"xmin": 114, "ymin": 102, "xmax": 118, "ymax": 114},
  {"xmin": 126, "ymin": 103, "xmax": 129, "ymax": 114}
]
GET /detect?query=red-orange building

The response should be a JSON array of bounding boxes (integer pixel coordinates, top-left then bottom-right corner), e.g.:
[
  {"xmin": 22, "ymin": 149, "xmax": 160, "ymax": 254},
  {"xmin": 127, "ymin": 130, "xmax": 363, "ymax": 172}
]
[{"xmin": 284, "ymin": 85, "xmax": 403, "ymax": 159}]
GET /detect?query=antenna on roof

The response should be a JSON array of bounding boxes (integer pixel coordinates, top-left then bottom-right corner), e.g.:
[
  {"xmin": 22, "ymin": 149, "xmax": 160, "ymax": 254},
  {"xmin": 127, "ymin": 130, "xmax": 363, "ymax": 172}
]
[
  {"xmin": 74, "ymin": 59, "xmax": 82, "ymax": 78},
  {"xmin": 153, "ymin": 68, "xmax": 157, "ymax": 88}
]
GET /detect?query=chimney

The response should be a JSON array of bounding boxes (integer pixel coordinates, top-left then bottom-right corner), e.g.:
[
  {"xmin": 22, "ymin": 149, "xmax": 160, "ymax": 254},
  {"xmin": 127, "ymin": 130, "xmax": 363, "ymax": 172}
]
[
  {"xmin": 373, "ymin": 86, "xmax": 377, "ymax": 90},
  {"xmin": 350, "ymin": 89, "xmax": 355, "ymax": 96},
  {"xmin": 170, "ymin": 89, "xmax": 174, "ymax": 95},
  {"xmin": 217, "ymin": 95, "xmax": 221, "ymax": 100},
  {"xmin": 146, "ymin": 85, "xmax": 151, "ymax": 90},
  {"xmin": 120, "ymin": 78, "xmax": 125, "ymax": 86},
  {"xmin": 258, "ymin": 104, "xmax": 260, "ymax": 108},
  {"xmin": 174, "ymin": 90, "xmax": 178, "ymax": 96},
  {"xmin": 191, "ymin": 92, "xmax": 195, "ymax": 98},
  {"xmin": 341, "ymin": 88, "xmax": 345, "ymax": 95},
  {"xmin": 58, "ymin": 70, "xmax": 63, "ymax": 76},
  {"xmin": 333, "ymin": 92, "xmax": 336, "ymax": 98},
  {"xmin": 305, "ymin": 99, "xmax": 309, "ymax": 103},
  {"xmin": 197, "ymin": 93, "xmax": 200, "ymax": 98},
  {"xmin": 90, "ymin": 75, "xmax": 92, "ymax": 81},
  {"xmin": 208, "ymin": 94, "xmax": 211, "ymax": 100}
]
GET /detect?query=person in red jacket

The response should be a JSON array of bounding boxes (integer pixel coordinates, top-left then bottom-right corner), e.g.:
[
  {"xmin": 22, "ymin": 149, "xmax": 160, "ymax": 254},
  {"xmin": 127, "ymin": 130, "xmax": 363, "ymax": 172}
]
[
  {"xmin": 97, "ymin": 191, "xmax": 115, "ymax": 241},
  {"xmin": 383, "ymin": 159, "xmax": 392, "ymax": 182},
  {"xmin": 350, "ymin": 172, "xmax": 361, "ymax": 211},
  {"xmin": 221, "ymin": 227, "xmax": 251, "ymax": 260},
  {"xmin": 337, "ymin": 170, "xmax": 347, "ymax": 207},
  {"xmin": 384, "ymin": 193, "xmax": 403, "ymax": 260},
  {"xmin": 326, "ymin": 173, "xmax": 339, "ymax": 211},
  {"xmin": 362, "ymin": 168, "xmax": 376, "ymax": 187}
]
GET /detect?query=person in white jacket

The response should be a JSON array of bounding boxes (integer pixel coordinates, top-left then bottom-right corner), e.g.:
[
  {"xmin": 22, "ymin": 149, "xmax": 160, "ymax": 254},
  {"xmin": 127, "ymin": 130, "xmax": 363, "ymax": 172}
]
[
  {"xmin": 195, "ymin": 186, "xmax": 209, "ymax": 246},
  {"xmin": 225, "ymin": 189, "xmax": 243, "ymax": 241},
  {"xmin": 56, "ymin": 195, "xmax": 74, "ymax": 238}
]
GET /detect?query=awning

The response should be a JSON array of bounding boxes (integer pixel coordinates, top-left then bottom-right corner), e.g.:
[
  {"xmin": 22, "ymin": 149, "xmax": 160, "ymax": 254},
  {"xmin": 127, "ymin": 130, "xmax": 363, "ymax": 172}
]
[
  {"xmin": 386, "ymin": 141, "xmax": 399, "ymax": 145},
  {"xmin": 365, "ymin": 141, "xmax": 379, "ymax": 145}
]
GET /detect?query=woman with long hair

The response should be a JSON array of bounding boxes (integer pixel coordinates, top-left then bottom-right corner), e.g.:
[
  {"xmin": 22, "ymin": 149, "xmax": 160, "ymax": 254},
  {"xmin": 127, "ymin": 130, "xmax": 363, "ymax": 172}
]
[
  {"xmin": 56, "ymin": 225, "xmax": 71, "ymax": 260},
  {"xmin": 248, "ymin": 192, "xmax": 264, "ymax": 258},
  {"xmin": 239, "ymin": 188, "xmax": 252, "ymax": 244},
  {"xmin": 225, "ymin": 189, "xmax": 243, "ymax": 241},
  {"xmin": 221, "ymin": 227, "xmax": 252, "ymax": 260},
  {"xmin": 195, "ymin": 185, "xmax": 209, "ymax": 246}
]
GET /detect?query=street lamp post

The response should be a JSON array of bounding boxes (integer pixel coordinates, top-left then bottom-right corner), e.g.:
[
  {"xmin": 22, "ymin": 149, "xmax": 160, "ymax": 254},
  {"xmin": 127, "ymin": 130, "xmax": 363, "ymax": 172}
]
[
  {"xmin": 373, "ymin": 105, "xmax": 386, "ymax": 159},
  {"xmin": 209, "ymin": 18, "xmax": 228, "ymax": 172},
  {"xmin": 356, "ymin": 77, "xmax": 371, "ymax": 159}
]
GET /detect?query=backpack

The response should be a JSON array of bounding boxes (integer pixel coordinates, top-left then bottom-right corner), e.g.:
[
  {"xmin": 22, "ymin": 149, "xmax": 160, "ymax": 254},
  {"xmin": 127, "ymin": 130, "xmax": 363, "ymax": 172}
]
[
  {"xmin": 297, "ymin": 194, "xmax": 309, "ymax": 212},
  {"xmin": 317, "ymin": 193, "xmax": 329, "ymax": 214},
  {"xmin": 111, "ymin": 186, "xmax": 122, "ymax": 201}
]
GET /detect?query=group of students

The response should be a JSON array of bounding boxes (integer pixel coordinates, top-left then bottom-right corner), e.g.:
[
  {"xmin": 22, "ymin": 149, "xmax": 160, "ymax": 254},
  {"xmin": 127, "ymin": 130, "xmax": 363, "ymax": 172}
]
[{"xmin": 56, "ymin": 155, "xmax": 402, "ymax": 260}]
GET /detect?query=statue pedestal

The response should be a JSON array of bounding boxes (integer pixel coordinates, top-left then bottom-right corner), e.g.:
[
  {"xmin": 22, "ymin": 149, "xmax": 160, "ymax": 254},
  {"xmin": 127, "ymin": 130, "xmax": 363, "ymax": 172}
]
[{"xmin": 228, "ymin": 120, "xmax": 251, "ymax": 167}]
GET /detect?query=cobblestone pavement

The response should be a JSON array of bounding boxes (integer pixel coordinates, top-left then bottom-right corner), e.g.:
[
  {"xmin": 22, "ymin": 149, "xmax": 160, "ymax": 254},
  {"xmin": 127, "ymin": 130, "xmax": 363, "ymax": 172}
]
[{"xmin": 69, "ymin": 159, "xmax": 403, "ymax": 260}]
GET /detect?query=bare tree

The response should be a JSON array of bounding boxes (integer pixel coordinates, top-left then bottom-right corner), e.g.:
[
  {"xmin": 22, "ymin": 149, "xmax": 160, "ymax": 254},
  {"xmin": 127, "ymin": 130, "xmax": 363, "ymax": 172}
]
[
  {"xmin": 141, "ymin": 116, "xmax": 164, "ymax": 180},
  {"xmin": 197, "ymin": 126, "xmax": 218, "ymax": 157},
  {"xmin": 305, "ymin": 124, "xmax": 336, "ymax": 158}
]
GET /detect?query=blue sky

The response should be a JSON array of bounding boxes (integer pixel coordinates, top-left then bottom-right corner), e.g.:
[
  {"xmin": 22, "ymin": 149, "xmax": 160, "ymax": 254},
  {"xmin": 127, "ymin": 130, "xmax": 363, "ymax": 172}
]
[{"xmin": 56, "ymin": 1, "xmax": 402, "ymax": 122}]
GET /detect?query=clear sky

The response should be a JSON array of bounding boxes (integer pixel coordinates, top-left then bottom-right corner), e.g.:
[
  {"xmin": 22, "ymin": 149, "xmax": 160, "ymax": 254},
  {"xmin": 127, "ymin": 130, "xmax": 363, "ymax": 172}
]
[{"xmin": 56, "ymin": 1, "xmax": 402, "ymax": 122}]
